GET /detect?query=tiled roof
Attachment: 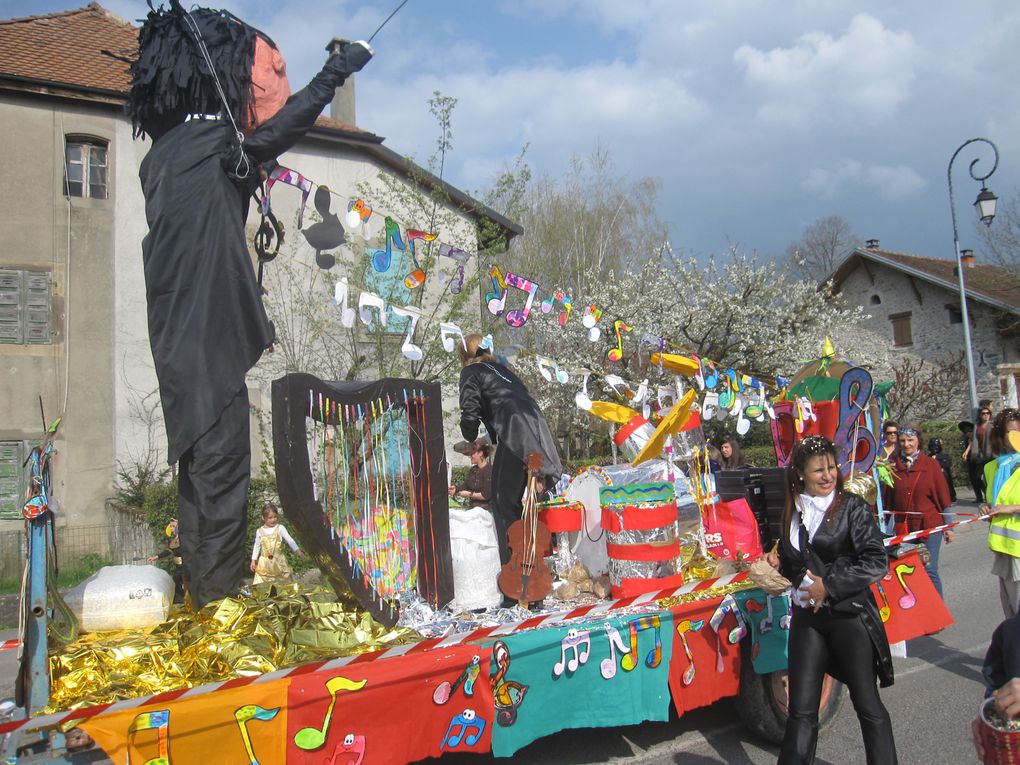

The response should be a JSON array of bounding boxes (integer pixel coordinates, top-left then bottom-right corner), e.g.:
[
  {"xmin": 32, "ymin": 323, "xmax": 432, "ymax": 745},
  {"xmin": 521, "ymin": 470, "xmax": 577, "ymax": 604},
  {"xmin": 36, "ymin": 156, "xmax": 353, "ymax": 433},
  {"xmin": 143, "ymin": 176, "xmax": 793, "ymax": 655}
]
[
  {"xmin": 0, "ymin": 3, "xmax": 135, "ymax": 94},
  {"xmin": 830, "ymin": 247, "xmax": 1020, "ymax": 314}
]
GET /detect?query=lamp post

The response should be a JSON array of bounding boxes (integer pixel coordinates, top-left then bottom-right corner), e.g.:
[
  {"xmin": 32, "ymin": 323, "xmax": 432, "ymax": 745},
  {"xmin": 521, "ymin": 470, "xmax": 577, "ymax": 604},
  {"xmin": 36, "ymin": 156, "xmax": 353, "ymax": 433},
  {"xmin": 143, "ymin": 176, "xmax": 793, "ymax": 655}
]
[{"xmin": 948, "ymin": 138, "xmax": 999, "ymax": 418}]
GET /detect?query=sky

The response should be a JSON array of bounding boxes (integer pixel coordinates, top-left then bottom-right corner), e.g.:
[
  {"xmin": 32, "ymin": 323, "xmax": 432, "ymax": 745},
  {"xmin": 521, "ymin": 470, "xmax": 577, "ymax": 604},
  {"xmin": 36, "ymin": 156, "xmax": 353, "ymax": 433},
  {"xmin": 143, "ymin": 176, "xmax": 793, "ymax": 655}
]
[{"xmin": 8, "ymin": 0, "xmax": 1020, "ymax": 262}]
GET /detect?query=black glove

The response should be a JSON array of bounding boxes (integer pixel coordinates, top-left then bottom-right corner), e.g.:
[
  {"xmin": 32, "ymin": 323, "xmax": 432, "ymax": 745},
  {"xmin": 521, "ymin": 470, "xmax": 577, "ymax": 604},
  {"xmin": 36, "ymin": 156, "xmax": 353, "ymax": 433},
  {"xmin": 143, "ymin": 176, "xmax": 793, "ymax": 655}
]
[{"xmin": 329, "ymin": 40, "xmax": 373, "ymax": 76}]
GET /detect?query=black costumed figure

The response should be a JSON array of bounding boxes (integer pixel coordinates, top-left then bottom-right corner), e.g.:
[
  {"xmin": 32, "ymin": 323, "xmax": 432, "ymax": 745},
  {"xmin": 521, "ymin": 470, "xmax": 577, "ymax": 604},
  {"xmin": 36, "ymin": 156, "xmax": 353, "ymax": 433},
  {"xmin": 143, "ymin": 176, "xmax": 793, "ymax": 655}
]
[
  {"xmin": 127, "ymin": 1, "xmax": 372, "ymax": 607},
  {"xmin": 457, "ymin": 335, "xmax": 563, "ymax": 572}
]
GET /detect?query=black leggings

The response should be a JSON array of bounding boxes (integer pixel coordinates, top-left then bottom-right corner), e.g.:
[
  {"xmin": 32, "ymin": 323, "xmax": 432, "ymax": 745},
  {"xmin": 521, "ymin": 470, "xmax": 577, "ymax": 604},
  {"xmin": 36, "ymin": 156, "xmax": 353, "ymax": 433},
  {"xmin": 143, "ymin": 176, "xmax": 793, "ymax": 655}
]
[
  {"xmin": 779, "ymin": 607, "xmax": 898, "ymax": 765},
  {"xmin": 490, "ymin": 447, "xmax": 528, "ymax": 566}
]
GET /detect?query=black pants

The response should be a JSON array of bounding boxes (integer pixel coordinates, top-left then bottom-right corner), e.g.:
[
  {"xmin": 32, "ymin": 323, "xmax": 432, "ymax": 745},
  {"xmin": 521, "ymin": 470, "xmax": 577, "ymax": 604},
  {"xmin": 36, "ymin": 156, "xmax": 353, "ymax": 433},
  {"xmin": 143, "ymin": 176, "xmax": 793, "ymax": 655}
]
[
  {"xmin": 490, "ymin": 446, "xmax": 528, "ymax": 567},
  {"xmin": 967, "ymin": 459, "xmax": 986, "ymax": 503},
  {"xmin": 177, "ymin": 385, "xmax": 252, "ymax": 609},
  {"xmin": 779, "ymin": 607, "xmax": 898, "ymax": 765}
]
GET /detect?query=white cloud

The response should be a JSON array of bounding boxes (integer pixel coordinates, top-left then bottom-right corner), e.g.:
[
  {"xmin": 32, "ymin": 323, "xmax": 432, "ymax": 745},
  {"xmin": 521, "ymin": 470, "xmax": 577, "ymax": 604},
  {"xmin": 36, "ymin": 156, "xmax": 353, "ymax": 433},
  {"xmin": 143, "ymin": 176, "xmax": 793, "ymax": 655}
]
[
  {"xmin": 802, "ymin": 159, "xmax": 927, "ymax": 200},
  {"xmin": 733, "ymin": 13, "xmax": 921, "ymax": 128}
]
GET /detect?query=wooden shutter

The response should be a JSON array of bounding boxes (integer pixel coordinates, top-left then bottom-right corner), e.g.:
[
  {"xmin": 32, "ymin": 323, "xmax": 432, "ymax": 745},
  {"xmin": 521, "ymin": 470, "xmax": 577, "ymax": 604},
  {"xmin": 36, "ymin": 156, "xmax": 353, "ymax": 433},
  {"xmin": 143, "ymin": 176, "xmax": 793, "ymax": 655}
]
[
  {"xmin": 0, "ymin": 270, "xmax": 22, "ymax": 344},
  {"xmin": 23, "ymin": 272, "xmax": 51, "ymax": 344},
  {"xmin": 0, "ymin": 441, "xmax": 25, "ymax": 520}
]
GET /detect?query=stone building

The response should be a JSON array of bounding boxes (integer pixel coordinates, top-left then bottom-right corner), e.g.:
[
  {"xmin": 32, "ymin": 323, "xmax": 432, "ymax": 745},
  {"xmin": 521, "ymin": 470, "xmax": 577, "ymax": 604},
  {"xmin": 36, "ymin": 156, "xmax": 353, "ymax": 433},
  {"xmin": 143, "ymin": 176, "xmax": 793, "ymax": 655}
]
[
  {"xmin": 0, "ymin": 3, "xmax": 519, "ymax": 557},
  {"xmin": 827, "ymin": 241, "xmax": 1020, "ymax": 417}
]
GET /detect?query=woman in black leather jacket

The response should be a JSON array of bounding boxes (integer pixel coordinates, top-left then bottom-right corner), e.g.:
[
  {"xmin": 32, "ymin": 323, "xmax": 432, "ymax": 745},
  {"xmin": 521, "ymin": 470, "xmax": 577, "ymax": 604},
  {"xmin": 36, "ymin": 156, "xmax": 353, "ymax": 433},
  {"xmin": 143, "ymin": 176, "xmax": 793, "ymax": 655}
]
[
  {"xmin": 766, "ymin": 436, "xmax": 897, "ymax": 764},
  {"xmin": 458, "ymin": 335, "xmax": 563, "ymax": 573}
]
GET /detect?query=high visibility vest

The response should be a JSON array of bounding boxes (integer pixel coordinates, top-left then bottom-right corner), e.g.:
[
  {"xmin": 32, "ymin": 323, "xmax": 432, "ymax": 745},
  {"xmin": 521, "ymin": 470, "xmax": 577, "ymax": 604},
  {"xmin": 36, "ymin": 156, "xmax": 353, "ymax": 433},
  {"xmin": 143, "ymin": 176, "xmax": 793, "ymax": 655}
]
[{"xmin": 986, "ymin": 457, "xmax": 1020, "ymax": 558}]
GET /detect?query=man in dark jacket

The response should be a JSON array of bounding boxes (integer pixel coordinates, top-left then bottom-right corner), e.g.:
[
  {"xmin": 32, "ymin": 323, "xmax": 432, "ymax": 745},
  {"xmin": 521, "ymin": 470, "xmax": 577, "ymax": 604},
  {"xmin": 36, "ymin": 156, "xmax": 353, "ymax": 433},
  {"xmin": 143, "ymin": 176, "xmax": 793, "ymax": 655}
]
[{"xmin": 128, "ymin": 1, "xmax": 371, "ymax": 607}]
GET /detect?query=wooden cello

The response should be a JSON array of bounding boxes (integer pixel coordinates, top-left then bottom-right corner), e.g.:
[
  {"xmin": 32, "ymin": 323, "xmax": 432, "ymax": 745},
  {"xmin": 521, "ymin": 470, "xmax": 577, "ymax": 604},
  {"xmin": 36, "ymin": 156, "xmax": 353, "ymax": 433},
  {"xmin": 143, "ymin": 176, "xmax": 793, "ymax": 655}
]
[{"xmin": 497, "ymin": 452, "xmax": 554, "ymax": 606}]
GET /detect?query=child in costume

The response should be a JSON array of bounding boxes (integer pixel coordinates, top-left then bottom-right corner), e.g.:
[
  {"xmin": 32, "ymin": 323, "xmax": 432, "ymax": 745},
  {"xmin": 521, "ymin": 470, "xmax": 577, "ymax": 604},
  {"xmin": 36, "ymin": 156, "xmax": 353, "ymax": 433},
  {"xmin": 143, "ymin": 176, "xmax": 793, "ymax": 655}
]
[
  {"xmin": 128, "ymin": 1, "xmax": 371, "ymax": 607},
  {"xmin": 250, "ymin": 503, "xmax": 303, "ymax": 584},
  {"xmin": 146, "ymin": 518, "xmax": 187, "ymax": 604}
]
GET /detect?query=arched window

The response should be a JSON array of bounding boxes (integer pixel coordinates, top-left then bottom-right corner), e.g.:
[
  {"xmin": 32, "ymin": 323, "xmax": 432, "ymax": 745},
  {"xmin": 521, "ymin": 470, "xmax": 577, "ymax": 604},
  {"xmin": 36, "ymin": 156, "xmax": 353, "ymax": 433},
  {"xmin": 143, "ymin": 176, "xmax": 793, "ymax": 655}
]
[{"xmin": 64, "ymin": 137, "xmax": 108, "ymax": 199}]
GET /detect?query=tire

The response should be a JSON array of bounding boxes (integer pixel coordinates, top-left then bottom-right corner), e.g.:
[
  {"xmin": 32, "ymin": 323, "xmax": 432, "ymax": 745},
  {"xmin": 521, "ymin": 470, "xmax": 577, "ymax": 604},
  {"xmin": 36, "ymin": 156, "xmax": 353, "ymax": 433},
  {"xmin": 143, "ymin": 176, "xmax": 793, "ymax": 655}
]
[{"xmin": 735, "ymin": 641, "xmax": 845, "ymax": 745}]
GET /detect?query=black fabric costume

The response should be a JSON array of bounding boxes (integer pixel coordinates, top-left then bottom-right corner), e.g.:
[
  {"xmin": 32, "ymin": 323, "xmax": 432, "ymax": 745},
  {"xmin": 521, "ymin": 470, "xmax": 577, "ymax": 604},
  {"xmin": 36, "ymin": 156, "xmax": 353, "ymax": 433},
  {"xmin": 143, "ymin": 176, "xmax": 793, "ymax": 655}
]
[
  {"xmin": 777, "ymin": 493, "xmax": 897, "ymax": 765},
  {"xmin": 131, "ymin": 3, "xmax": 371, "ymax": 607},
  {"xmin": 985, "ymin": 611, "xmax": 1020, "ymax": 692},
  {"xmin": 459, "ymin": 361, "xmax": 562, "ymax": 567}
]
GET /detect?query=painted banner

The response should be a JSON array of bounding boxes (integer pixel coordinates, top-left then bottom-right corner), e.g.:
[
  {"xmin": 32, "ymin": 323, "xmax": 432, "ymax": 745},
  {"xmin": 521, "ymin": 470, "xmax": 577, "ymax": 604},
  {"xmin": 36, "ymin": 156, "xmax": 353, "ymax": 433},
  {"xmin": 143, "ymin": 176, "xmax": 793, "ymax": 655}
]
[
  {"xmin": 81, "ymin": 680, "xmax": 288, "ymax": 765},
  {"xmin": 734, "ymin": 591, "xmax": 792, "ymax": 675},
  {"xmin": 487, "ymin": 612, "xmax": 673, "ymax": 757},
  {"xmin": 667, "ymin": 597, "xmax": 741, "ymax": 715},
  {"xmin": 872, "ymin": 550, "xmax": 953, "ymax": 644},
  {"xmin": 286, "ymin": 646, "xmax": 492, "ymax": 764}
]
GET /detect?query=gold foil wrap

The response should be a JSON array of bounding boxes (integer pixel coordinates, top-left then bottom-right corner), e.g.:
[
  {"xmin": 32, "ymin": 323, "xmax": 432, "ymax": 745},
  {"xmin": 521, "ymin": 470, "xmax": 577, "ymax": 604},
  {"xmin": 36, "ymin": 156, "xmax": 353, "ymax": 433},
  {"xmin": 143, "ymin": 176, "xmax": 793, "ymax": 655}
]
[
  {"xmin": 844, "ymin": 470, "xmax": 878, "ymax": 505},
  {"xmin": 47, "ymin": 584, "xmax": 414, "ymax": 713},
  {"xmin": 655, "ymin": 578, "xmax": 756, "ymax": 609}
]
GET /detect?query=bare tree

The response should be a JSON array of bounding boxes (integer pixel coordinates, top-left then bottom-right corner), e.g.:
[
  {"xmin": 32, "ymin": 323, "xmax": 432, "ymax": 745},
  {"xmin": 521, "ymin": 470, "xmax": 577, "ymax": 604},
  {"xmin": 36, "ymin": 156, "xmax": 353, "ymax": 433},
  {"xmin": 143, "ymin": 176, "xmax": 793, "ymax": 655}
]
[
  {"xmin": 885, "ymin": 352, "xmax": 969, "ymax": 423},
  {"xmin": 786, "ymin": 215, "xmax": 862, "ymax": 283}
]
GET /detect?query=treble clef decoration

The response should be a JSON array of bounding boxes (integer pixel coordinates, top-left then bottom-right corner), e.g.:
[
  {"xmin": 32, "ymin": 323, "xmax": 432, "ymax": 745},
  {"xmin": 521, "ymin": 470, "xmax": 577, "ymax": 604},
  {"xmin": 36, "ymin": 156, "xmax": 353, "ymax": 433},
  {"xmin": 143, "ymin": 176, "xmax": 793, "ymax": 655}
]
[{"xmin": 833, "ymin": 367, "xmax": 878, "ymax": 478}]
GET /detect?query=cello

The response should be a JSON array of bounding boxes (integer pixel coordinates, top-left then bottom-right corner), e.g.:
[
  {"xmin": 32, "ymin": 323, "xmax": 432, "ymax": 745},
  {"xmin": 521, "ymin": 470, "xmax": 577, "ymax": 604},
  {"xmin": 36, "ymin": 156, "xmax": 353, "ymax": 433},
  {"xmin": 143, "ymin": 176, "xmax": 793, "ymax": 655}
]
[{"xmin": 497, "ymin": 452, "xmax": 554, "ymax": 606}]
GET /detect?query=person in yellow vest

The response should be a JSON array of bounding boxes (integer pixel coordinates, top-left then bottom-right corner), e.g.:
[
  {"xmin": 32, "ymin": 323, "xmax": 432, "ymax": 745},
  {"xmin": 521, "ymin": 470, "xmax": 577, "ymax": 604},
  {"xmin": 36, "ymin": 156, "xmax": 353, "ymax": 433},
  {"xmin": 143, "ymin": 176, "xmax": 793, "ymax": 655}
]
[{"xmin": 983, "ymin": 408, "xmax": 1020, "ymax": 617}]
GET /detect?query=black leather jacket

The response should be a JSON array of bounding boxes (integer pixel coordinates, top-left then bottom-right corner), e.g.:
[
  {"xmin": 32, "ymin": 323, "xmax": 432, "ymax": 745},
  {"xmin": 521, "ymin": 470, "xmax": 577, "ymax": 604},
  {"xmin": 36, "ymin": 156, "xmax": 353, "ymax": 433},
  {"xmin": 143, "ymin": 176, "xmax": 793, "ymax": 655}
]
[{"xmin": 779, "ymin": 492, "xmax": 894, "ymax": 687}]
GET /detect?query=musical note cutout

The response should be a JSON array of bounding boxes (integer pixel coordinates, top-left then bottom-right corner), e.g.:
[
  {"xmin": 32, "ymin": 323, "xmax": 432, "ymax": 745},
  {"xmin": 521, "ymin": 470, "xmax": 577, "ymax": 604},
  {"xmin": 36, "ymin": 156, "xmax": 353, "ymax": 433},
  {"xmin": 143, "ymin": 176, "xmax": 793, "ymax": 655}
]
[
  {"xmin": 575, "ymin": 372, "xmax": 593, "ymax": 411},
  {"xmin": 876, "ymin": 579, "xmax": 892, "ymax": 622},
  {"xmin": 600, "ymin": 622, "xmax": 631, "ymax": 680},
  {"xmin": 537, "ymin": 357, "xmax": 569, "ymax": 384},
  {"xmin": 346, "ymin": 198, "xmax": 372, "ymax": 229},
  {"xmin": 485, "ymin": 266, "xmax": 507, "ymax": 316},
  {"xmin": 702, "ymin": 362, "xmax": 719, "ymax": 390},
  {"xmin": 540, "ymin": 288, "xmax": 573, "ymax": 326},
  {"xmin": 718, "ymin": 370, "xmax": 736, "ymax": 411},
  {"xmin": 553, "ymin": 628, "xmax": 591, "ymax": 676},
  {"xmin": 895, "ymin": 564, "xmax": 917, "ymax": 609},
  {"xmin": 403, "ymin": 228, "xmax": 437, "ymax": 289},
  {"xmin": 433, "ymin": 655, "xmax": 481, "ymax": 705},
  {"xmin": 502, "ymin": 273, "xmax": 540, "ymax": 327},
  {"xmin": 371, "ymin": 216, "xmax": 405, "ymax": 273},
  {"xmin": 440, "ymin": 322, "xmax": 467, "ymax": 353},
  {"xmin": 606, "ymin": 320, "xmax": 633, "ymax": 363},
  {"xmin": 619, "ymin": 615, "xmax": 662, "ymax": 671},
  {"xmin": 744, "ymin": 382, "xmax": 766, "ymax": 421},
  {"xmin": 440, "ymin": 709, "xmax": 486, "ymax": 750},
  {"xmin": 709, "ymin": 595, "xmax": 747, "ymax": 672},
  {"xmin": 293, "ymin": 676, "xmax": 368, "ymax": 751},
  {"xmin": 127, "ymin": 709, "xmax": 171, "ymax": 765},
  {"xmin": 332, "ymin": 277, "xmax": 357, "ymax": 328},
  {"xmin": 675, "ymin": 619, "xmax": 704, "ymax": 686},
  {"xmin": 794, "ymin": 396, "xmax": 817, "ymax": 434},
  {"xmin": 735, "ymin": 398, "xmax": 751, "ymax": 436},
  {"xmin": 390, "ymin": 305, "xmax": 424, "ymax": 361},
  {"xmin": 438, "ymin": 243, "xmax": 470, "ymax": 294},
  {"xmin": 833, "ymin": 366, "xmax": 878, "ymax": 478},
  {"xmin": 327, "ymin": 733, "xmax": 366, "ymax": 765},
  {"xmin": 581, "ymin": 305, "xmax": 603, "ymax": 341},
  {"xmin": 491, "ymin": 640, "xmax": 528, "ymax": 727},
  {"xmin": 357, "ymin": 292, "xmax": 387, "ymax": 329},
  {"xmin": 234, "ymin": 704, "xmax": 280, "ymax": 765},
  {"xmin": 479, "ymin": 334, "xmax": 495, "ymax": 352}
]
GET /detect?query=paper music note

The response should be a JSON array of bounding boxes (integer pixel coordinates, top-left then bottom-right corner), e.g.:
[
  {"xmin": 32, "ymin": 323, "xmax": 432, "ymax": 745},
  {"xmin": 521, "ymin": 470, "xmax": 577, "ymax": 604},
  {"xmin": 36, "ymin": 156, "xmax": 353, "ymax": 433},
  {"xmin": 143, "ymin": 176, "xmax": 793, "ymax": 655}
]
[
  {"xmin": 440, "ymin": 322, "xmax": 467, "ymax": 353},
  {"xmin": 390, "ymin": 305, "xmax": 424, "ymax": 361},
  {"xmin": 553, "ymin": 628, "xmax": 591, "ymax": 676},
  {"xmin": 702, "ymin": 362, "xmax": 719, "ymax": 390},
  {"xmin": 371, "ymin": 216, "xmax": 405, "ymax": 273},
  {"xmin": 895, "ymin": 564, "xmax": 917, "ymax": 609},
  {"xmin": 709, "ymin": 595, "xmax": 747, "ymax": 672},
  {"xmin": 127, "ymin": 709, "xmax": 171, "ymax": 765},
  {"xmin": 358, "ymin": 292, "xmax": 387, "ymax": 329},
  {"xmin": 485, "ymin": 266, "xmax": 507, "ymax": 316},
  {"xmin": 744, "ymin": 383, "xmax": 766, "ymax": 421},
  {"xmin": 332, "ymin": 277, "xmax": 357, "ymax": 328},
  {"xmin": 606, "ymin": 320, "xmax": 633, "ymax": 362},
  {"xmin": 620, "ymin": 615, "xmax": 662, "ymax": 671},
  {"xmin": 581, "ymin": 305, "xmax": 603, "ymax": 341},
  {"xmin": 876, "ymin": 580, "xmax": 892, "ymax": 622},
  {"xmin": 234, "ymin": 704, "xmax": 280, "ymax": 765},
  {"xmin": 575, "ymin": 372, "xmax": 593, "ymax": 411},
  {"xmin": 833, "ymin": 366, "xmax": 878, "ymax": 477},
  {"xmin": 440, "ymin": 709, "xmax": 486, "ymax": 750},
  {"xmin": 327, "ymin": 733, "xmax": 366, "ymax": 765},
  {"xmin": 438, "ymin": 243, "xmax": 470, "ymax": 294},
  {"xmin": 503, "ymin": 273, "xmax": 540, "ymax": 327},
  {"xmin": 600, "ymin": 622, "xmax": 630, "ymax": 680},
  {"xmin": 536, "ymin": 357, "xmax": 569, "ymax": 384},
  {"xmin": 540, "ymin": 288, "xmax": 573, "ymax": 326},
  {"xmin": 760, "ymin": 595, "xmax": 774, "ymax": 634},
  {"xmin": 293, "ymin": 676, "xmax": 368, "ymax": 751},
  {"xmin": 735, "ymin": 398, "xmax": 752, "ymax": 435},
  {"xmin": 403, "ymin": 228, "xmax": 437, "ymax": 289},
  {"xmin": 676, "ymin": 619, "xmax": 704, "ymax": 686},
  {"xmin": 346, "ymin": 198, "xmax": 372, "ymax": 232}
]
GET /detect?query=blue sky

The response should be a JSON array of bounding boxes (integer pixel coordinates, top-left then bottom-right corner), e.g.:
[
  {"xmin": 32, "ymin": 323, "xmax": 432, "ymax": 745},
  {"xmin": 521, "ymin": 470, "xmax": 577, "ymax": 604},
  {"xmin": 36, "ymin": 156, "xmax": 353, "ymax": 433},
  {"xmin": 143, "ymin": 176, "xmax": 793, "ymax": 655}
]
[{"xmin": 8, "ymin": 0, "xmax": 1020, "ymax": 262}]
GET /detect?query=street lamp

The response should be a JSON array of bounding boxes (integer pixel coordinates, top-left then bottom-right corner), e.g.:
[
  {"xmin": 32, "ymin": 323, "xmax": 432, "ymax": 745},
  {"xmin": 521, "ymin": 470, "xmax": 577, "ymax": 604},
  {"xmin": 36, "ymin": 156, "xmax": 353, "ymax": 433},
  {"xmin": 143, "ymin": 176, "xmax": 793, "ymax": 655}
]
[{"xmin": 948, "ymin": 137, "xmax": 999, "ymax": 418}]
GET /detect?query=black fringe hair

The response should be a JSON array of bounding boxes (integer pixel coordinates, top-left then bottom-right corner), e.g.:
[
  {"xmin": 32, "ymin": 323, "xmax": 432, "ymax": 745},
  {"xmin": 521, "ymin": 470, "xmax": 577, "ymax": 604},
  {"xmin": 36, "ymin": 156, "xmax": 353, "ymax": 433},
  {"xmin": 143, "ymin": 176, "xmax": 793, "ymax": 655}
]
[{"xmin": 127, "ymin": 0, "xmax": 264, "ymax": 140}]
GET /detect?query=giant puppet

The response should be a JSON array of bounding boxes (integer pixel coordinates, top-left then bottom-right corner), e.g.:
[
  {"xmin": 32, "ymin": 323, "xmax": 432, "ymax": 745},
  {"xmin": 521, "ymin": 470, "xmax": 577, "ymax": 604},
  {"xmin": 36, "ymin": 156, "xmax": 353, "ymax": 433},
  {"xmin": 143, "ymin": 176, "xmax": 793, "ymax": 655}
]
[{"xmin": 127, "ymin": 1, "xmax": 372, "ymax": 607}]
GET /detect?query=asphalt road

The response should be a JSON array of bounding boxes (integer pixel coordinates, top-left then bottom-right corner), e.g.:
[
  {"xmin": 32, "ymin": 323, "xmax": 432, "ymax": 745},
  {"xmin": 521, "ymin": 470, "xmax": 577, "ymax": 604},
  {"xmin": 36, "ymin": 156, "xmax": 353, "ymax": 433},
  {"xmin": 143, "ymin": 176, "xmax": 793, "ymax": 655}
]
[{"xmin": 0, "ymin": 493, "xmax": 999, "ymax": 764}]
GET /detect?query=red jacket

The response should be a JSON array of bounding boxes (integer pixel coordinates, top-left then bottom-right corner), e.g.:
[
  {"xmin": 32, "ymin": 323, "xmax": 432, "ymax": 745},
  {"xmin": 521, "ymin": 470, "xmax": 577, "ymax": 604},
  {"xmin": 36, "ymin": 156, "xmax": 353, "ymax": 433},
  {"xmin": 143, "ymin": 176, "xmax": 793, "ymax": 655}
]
[{"xmin": 884, "ymin": 453, "xmax": 953, "ymax": 532}]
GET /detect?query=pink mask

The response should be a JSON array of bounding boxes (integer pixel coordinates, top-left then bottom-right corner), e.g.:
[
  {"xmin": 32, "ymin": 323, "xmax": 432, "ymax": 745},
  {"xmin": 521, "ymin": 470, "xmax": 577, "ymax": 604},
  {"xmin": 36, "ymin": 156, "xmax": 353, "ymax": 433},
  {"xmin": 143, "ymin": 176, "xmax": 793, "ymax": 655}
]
[{"xmin": 246, "ymin": 36, "xmax": 291, "ymax": 133}]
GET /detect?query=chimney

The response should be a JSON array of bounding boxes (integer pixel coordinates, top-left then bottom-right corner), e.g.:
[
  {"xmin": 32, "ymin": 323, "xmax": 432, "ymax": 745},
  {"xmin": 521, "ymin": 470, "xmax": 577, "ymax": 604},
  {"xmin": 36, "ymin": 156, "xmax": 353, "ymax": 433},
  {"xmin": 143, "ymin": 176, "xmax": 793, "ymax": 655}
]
[
  {"xmin": 865, "ymin": 238, "xmax": 880, "ymax": 249},
  {"xmin": 326, "ymin": 38, "xmax": 356, "ymax": 126}
]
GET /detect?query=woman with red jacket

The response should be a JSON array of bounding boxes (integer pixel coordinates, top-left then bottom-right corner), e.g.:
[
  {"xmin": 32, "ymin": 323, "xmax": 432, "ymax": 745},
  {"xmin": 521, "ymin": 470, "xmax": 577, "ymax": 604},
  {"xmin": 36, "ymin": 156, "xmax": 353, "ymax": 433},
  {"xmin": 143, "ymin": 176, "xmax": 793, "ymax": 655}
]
[{"xmin": 884, "ymin": 425, "xmax": 954, "ymax": 596}]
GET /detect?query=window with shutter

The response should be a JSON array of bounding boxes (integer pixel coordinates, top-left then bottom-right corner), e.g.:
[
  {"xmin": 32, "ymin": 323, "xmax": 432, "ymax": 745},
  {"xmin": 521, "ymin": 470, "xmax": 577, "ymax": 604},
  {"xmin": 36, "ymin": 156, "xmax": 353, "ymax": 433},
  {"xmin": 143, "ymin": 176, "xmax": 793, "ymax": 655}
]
[
  {"xmin": 0, "ymin": 441, "xmax": 26, "ymax": 521},
  {"xmin": 0, "ymin": 270, "xmax": 52, "ymax": 345},
  {"xmin": 890, "ymin": 311, "xmax": 913, "ymax": 347}
]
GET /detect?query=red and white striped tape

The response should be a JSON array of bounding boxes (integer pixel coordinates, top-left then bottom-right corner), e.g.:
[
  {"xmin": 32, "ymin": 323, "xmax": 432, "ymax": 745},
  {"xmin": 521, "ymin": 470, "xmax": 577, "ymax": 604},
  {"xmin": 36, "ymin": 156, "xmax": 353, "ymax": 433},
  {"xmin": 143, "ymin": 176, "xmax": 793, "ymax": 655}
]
[
  {"xmin": 0, "ymin": 571, "xmax": 750, "ymax": 736},
  {"xmin": 0, "ymin": 639, "xmax": 19, "ymax": 651},
  {"xmin": 883, "ymin": 511, "xmax": 992, "ymax": 546}
]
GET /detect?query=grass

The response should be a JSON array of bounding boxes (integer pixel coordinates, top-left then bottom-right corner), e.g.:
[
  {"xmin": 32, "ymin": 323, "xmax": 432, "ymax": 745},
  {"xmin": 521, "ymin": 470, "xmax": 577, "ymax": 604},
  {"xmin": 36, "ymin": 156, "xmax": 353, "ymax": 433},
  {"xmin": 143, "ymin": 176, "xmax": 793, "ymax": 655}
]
[{"xmin": 0, "ymin": 552, "xmax": 110, "ymax": 596}]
